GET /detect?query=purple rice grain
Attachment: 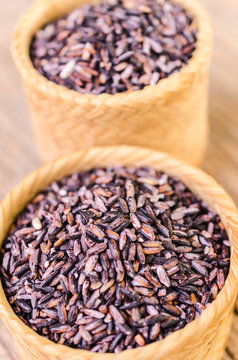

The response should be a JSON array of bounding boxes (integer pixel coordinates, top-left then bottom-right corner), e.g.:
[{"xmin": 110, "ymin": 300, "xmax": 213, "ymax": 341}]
[
  {"xmin": 30, "ymin": 0, "xmax": 197, "ymax": 95},
  {"xmin": 0, "ymin": 166, "xmax": 230, "ymax": 353}
]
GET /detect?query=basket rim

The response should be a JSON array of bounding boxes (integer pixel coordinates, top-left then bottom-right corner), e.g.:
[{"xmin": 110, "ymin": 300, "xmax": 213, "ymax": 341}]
[
  {"xmin": 11, "ymin": 0, "xmax": 212, "ymax": 106},
  {"xmin": 0, "ymin": 145, "xmax": 237, "ymax": 359}
]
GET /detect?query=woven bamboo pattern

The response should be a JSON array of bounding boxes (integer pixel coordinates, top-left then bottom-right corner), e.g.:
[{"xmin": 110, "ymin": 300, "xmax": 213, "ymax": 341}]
[
  {"xmin": 12, "ymin": 0, "xmax": 212, "ymax": 164},
  {"xmin": 0, "ymin": 146, "xmax": 238, "ymax": 360}
]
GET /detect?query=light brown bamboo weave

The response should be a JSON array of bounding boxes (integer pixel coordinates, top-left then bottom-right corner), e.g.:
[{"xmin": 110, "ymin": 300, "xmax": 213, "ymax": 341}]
[
  {"xmin": 0, "ymin": 146, "xmax": 238, "ymax": 360},
  {"xmin": 12, "ymin": 0, "xmax": 212, "ymax": 164}
]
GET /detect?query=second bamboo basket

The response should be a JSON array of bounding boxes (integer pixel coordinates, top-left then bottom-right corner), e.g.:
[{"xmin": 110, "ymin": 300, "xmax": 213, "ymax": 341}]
[{"xmin": 12, "ymin": 0, "xmax": 212, "ymax": 163}]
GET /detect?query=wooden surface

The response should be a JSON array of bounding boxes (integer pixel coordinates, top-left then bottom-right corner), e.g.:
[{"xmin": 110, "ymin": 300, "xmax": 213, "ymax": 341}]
[{"xmin": 0, "ymin": 0, "xmax": 237, "ymax": 359}]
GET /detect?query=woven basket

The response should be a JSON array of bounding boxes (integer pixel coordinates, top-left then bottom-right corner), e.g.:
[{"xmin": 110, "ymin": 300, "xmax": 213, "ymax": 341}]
[
  {"xmin": 12, "ymin": 0, "xmax": 212, "ymax": 164},
  {"xmin": 0, "ymin": 146, "xmax": 238, "ymax": 360}
]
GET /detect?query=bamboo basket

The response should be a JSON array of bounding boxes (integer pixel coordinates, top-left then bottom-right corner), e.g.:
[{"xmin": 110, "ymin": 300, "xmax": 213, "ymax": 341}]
[
  {"xmin": 0, "ymin": 146, "xmax": 238, "ymax": 360},
  {"xmin": 12, "ymin": 0, "xmax": 212, "ymax": 164}
]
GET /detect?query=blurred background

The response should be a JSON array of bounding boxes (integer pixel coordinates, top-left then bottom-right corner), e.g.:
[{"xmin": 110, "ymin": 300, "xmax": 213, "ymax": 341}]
[{"xmin": 0, "ymin": 1, "xmax": 237, "ymax": 359}]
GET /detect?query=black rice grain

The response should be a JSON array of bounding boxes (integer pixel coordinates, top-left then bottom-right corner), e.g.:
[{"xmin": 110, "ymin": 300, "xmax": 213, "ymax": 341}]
[{"xmin": 30, "ymin": 0, "xmax": 197, "ymax": 95}]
